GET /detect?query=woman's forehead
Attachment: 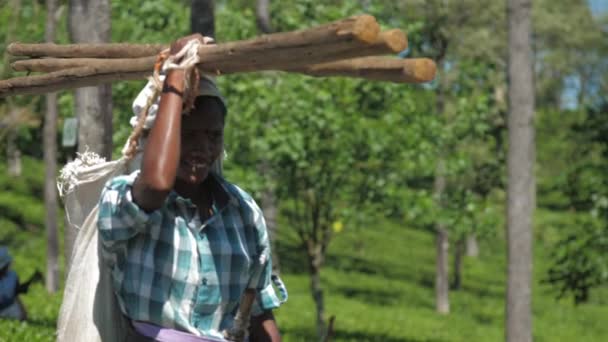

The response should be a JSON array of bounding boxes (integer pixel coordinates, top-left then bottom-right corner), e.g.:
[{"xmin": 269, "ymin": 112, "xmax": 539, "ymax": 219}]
[
  {"xmin": 193, "ymin": 96, "xmax": 226, "ymax": 117},
  {"xmin": 182, "ymin": 111, "xmax": 224, "ymax": 131}
]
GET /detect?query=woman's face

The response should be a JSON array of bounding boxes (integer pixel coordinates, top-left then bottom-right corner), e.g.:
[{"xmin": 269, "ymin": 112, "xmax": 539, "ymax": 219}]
[{"xmin": 176, "ymin": 96, "xmax": 225, "ymax": 184}]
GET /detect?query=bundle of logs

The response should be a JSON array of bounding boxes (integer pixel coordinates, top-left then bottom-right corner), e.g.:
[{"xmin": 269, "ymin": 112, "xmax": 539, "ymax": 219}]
[{"xmin": 0, "ymin": 15, "xmax": 436, "ymax": 97}]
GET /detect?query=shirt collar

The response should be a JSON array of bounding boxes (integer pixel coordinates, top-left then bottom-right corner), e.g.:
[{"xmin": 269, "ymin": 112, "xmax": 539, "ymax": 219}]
[{"xmin": 167, "ymin": 172, "xmax": 239, "ymax": 211}]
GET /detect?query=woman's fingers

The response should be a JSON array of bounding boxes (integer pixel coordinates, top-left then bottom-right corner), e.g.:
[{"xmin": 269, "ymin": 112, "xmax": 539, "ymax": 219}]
[{"xmin": 170, "ymin": 34, "xmax": 214, "ymax": 55}]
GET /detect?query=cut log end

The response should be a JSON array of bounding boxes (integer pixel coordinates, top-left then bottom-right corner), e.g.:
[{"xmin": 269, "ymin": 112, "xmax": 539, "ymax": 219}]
[
  {"xmin": 7, "ymin": 42, "xmax": 21, "ymax": 55},
  {"xmin": 403, "ymin": 58, "xmax": 436, "ymax": 83},
  {"xmin": 379, "ymin": 29, "xmax": 408, "ymax": 53},
  {"xmin": 293, "ymin": 57, "xmax": 436, "ymax": 84},
  {"xmin": 348, "ymin": 14, "xmax": 380, "ymax": 43}
]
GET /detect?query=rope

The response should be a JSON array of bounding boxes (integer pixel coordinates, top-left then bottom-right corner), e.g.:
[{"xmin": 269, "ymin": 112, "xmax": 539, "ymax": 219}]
[
  {"xmin": 121, "ymin": 51, "xmax": 167, "ymax": 159},
  {"xmin": 122, "ymin": 39, "xmax": 207, "ymax": 160}
]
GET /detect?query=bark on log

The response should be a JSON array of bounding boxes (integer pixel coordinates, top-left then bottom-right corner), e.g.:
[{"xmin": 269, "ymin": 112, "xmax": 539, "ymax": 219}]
[
  {"xmin": 10, "ymin": 29, "xmax": 407, "ymax": 74},
  {"xmin": 9, "ymin": 14, "xmax": 379, "ymax": 60},
  {"xmin": 12, "ymin": 56, "xmax": 156, "ymax": 73},
  {"xmin": 0, "ymin": 67, "xmax": 147, "ymax": 96},
  {"xmin": 1, "ymin": 56, "xmax": 434, "ymax": 96},
  {"xmin": 346, "ymin": 29, "xmax": 407, "ymax": 56},
  {"xmin": 11, "ymin": 29, "xmax": 407, "ymax": 74},
  {"xmin": 8, "ymin": 42, "xmax": 167, "ymax": 58},
  {"xmin": 10, "ymin": 29, "xmax": 404, "ymax": 75},
  {"xmin": 295, "ymin": 57, "xmax": 436, "ymax": 83},
  {"xmin": 0, "ymin": 15, "xmax": 431, "ymax": 96}
]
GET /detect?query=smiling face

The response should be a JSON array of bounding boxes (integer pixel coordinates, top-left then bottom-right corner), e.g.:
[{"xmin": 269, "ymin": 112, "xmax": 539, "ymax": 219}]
[{"xmin": 176, "ymin": 96, "xmax": 225, "ymax": 185}]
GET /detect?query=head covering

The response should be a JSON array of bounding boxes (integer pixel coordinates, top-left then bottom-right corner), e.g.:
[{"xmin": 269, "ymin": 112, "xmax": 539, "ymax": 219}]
[
  {"xmin": 130, "ymin": 74, "xmax": 227, "ymax": 130},
  {"xmin": 0, "ymin": 247, "xmax": 12, "ymax": 269}
]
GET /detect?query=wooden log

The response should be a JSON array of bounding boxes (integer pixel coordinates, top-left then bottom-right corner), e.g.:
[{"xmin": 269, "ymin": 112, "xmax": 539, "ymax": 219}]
[
  {"xmin": 348, "ymin": 29, "xmax": 407, "ymax": 55},
  {"xmin": 200, "ymin": 28, "xmax": 406, "ymax": 74},
  {"xmin": 0, "ymin": 57, "xmax": 435, "ymax": 97},
  {"xmin": 0, "ymin": 15, "xmax": 428, "ymax": 96},
  {"xmin": 294, "ymin": 57, "xmax": 437, "ymax": 83},
  {"xmin": 9, "ymin": 15, "xmax": 384, "ymax": 75},
  {"xmin": 0, "ymin": 67, "xmax": 148, "ymax": 96},
  {"xmin": 9, "ymin": 15, "xmax": 379, "ymax": 60},
  {"xmin": 8, "ymin": 42, "xmax": 167, "ymax": 58},
  {"xmin": 11, "ymin": 29, "xmax": 407, "ymax": 74},
  {"xmin": 12, "ymin": 56, "xmax": 157, "ymax": 73}
]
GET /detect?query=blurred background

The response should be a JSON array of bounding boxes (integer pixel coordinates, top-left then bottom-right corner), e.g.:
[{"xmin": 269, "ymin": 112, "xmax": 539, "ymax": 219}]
[{"xmin": 0, "ymin": 0, "xmax": 607, "ymax": 341}]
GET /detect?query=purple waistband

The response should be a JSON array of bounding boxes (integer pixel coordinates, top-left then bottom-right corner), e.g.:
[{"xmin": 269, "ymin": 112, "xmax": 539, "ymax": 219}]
[{"xmin": 132, "ymin": 321, "xmax": 226, "ymax": 342}]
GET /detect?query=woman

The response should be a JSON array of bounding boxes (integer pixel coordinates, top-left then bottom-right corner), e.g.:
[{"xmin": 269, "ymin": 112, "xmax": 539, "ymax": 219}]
[{"xmin": 98, "ymin": 35, "xmax": 283, "ymax": 341}]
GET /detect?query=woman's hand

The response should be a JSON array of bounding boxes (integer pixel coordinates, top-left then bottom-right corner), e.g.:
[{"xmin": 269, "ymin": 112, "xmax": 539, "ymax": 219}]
[{"xmin": 169, "ymin": 33, "xmax": 214, "ymax": 60}]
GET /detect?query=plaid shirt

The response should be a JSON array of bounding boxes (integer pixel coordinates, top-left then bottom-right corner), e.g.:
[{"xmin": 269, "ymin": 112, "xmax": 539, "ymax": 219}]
[{"xmin": 97, "ymin": 171, "xmax": 282, "ymax": 339}]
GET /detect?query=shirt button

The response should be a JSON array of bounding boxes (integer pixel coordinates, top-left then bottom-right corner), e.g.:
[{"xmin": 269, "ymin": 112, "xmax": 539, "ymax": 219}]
[{"xmin": 202, "ymin": 278, "xmax": 208, "ymax": 286}]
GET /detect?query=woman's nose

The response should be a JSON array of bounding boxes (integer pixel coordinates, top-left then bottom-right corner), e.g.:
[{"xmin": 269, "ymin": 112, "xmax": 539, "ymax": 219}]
[{"xmin": 198, "ymin": 139, "xmax": 217, "ymax": 156}]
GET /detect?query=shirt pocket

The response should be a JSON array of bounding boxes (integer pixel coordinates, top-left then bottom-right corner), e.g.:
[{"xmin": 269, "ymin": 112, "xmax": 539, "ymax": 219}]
[{"xmin": 167, "ymin": 225, "xmax": 202, "ymax": 308}]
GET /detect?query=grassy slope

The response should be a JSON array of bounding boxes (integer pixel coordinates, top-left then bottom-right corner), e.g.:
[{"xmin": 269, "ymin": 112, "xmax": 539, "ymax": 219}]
[
  {"xmin": 0, "ymin": 228, "xmax": 63, "ymax": 341},
  {"xmin": 274, "ymin": 209, "xmax": 608, "ymax": 342},
  {"xmin": 1, "ymin": 205, "xmax": 607, "ymax": 341}
]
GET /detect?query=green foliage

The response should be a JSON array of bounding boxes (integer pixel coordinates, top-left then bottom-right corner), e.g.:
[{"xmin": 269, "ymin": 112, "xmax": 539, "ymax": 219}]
[
  {"xmin": 541, "ymin": 102, "xmax": 608, "ymax": 302},
  {"xmin": 111, "ymin": 0, "xmax": 189, "ymax": 43},
  {"xmin": 0, "ymin": 157, "xmax": 44, "ymax": 196},
  {"xmin": 534, "ymin": 0, "xmax": 607, "ymax": 107},
  {"xmin": 545, "ymin": 216, "xmax": 608, "ymax": 304},
  {"xmin": 0, "ymin": 157, "xmax": 46, "ymax": 231},
  {"xmin": 215, "ymin": 1, "xmax": 439, "ymax": 236}
]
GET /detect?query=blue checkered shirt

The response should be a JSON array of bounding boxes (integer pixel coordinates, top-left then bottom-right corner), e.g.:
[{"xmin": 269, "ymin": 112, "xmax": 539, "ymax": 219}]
[{"xmin": 97, "ymin": 171, "xmax": 282, "ymax": 339}]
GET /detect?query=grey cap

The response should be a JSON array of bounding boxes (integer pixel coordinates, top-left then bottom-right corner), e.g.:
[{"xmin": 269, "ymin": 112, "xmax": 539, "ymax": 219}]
[
  {"xmin": 131, "ymin": 74, "xmax": 227, "ymax": 130},
  {"xmin": 198, "ymin": 75, "xmax": 227, "ymax": 115}
]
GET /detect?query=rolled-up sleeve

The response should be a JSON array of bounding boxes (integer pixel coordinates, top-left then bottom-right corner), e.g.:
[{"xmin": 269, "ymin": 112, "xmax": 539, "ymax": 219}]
[
  {"xmin": 97, "ymin": 171, "xmax": 161, "ymax": 248},
  {"xmin": 252, "ymin": 265, "xmax": 283, "ymax": 315}
]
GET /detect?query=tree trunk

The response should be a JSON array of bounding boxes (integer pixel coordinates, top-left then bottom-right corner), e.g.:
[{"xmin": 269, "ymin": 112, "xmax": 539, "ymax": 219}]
[
  {"xmin": 309, "ymin": 258, "xmax": 326, "ymax": 341},
  {"xmin": 256, "ymin": 0, "xmax": 273, "ymax": 34},
  {"xmin": 452, "ymin": 238, "xmax": 464, "ymax": 290},
  {"xmin": 466, "ymin": 234, "xmax": 479, "ymax": 257},
  {"xmin": 66, "ymin": 0, "xmax": 113, "ymax": 272},
  {"xmin": 73, "ymin": 84, "xmax": 112, "ymax": 159},
  {"xmin": 191, "ymin": 0, "xmax": 215, "ymax": 38},
  {"xmin": 259, "ymin": 169, "xmax": 280, "ymax": 274},
  {"xmin": 44, "ymin": 0, "xmax": 59, "ymax": 294},
  {"xmin": 506, "ymin": 0, "xmax": 535, "ymax": 341},
  {"xmin": 434, "ymin": 56, "xmax": 449, "ymax": 314},
  {"xmin": 433, "ymin": 161, "xmax": 449, "ymax": 313},
  {"xmin": 3, "ymin": 0, "xmax": 22, "ymax": 177},
  {"xmin": 6, "ymin": 109, "xmax": 21, "ymax": 177},
  {"xmin": 68, "ymin": 0, "xmax": 112, "ymax": 158},
  {"xmin": 435, "ymin": 224, "xmax": 450, "ymax": 313}
]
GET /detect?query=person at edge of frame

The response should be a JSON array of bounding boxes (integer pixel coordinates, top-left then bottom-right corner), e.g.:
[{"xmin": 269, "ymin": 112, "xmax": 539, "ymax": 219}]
[{"xmin": 0, "ymin": 247, "xmax": 43, "ymax": 321}]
